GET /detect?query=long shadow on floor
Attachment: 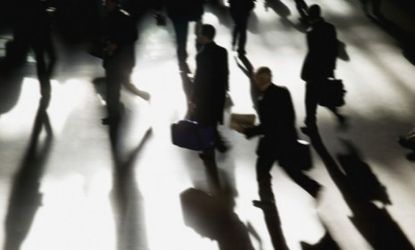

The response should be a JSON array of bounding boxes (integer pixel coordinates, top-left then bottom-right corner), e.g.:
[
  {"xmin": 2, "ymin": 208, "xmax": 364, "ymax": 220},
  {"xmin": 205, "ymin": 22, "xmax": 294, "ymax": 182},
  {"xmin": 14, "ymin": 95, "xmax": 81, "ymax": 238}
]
[
  {"xmin": 347, "ymin": 0, "xmax": 415, "ymax": 65},
  {"xmin": 309, "ymin": 131, "xmax": 415, "ymax": 250},
  {"xmin": 180, "ymin": 157, "xmax": 263, "ymax": 250},
  {"xmin": 234, "ymin": 54, "xmax": 258, "ymax": 109},
  {"xmin": 3, "ymin": 100, "xmax": 53, "ymax": 250},
  {"xmin": 205, "ymin": 1, "xmax": 233, "ymax": 28},
  {"xmin": 109, "ymin": 120, "xmax": 152, "ymax": 250}
]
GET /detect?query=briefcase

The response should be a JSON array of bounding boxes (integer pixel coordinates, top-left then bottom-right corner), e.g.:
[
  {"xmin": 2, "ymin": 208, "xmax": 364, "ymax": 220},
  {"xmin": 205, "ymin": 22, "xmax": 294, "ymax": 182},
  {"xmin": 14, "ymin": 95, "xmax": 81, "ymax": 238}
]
[
  {"xmin": 318, "ymin": 78, "xmax": 346, "ymax": 107},
  {"xmin": 171, "ymin": 120, "xmax": 215, "ymax": 151}
]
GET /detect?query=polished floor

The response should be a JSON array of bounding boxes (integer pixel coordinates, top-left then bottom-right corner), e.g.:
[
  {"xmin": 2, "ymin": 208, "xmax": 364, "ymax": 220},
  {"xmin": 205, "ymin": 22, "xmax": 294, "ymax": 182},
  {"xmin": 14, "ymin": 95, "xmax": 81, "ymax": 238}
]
[{"xmin": 1, "ymin": 0, "xmax": 415, "ymax": 250}]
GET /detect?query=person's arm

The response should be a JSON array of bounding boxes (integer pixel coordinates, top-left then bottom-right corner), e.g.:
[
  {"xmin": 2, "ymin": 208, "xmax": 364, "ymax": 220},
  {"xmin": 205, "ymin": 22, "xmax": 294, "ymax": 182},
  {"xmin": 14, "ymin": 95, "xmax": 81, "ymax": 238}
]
[{"xmin": 244, "ymin": 124, "xmax": 264, "ymax": 138}]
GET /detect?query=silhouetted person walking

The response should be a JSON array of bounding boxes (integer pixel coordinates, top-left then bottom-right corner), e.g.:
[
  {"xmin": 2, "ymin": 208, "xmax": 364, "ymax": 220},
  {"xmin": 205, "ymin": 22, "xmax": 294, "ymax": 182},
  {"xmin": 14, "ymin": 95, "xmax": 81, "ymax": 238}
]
[
  {"xmin": 237, "ymin": 67, "xmax": 321, "ymax": 207},
  {"xmin": 191, "ymin": 24, "xmax": 229, "ymax": 158},
  {"xmin": 8, "ymin": 0, "xmax": 56, "ymax": 106},
  {"xmin": 228, "ymin": 0, "xmax": 255, "ymax": 56},
  {"xmin": 102, "ymin": 0, "xmax": 138, "ymax": 125},
  {"xmin": 156, "ymin": 0, "xmax": 204, "ymax": 71},
  {"xmin": 300, "ymin": 5, "xmax": 345, "ymax": 134}
]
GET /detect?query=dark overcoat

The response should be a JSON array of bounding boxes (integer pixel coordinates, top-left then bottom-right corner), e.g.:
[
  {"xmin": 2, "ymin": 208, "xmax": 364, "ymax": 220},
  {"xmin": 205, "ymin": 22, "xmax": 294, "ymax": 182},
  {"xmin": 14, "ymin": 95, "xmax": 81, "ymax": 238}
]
[
  {"xmin": 301, "ymin": 19, "xmax": 338, "ymax": 81},
  {"xmin": 193, "ymin": 42, "xmax": 229, "ymax": 125},
  {"xmin": 245, "ymin": 84, "xmax": 298, "ymax": 157}
]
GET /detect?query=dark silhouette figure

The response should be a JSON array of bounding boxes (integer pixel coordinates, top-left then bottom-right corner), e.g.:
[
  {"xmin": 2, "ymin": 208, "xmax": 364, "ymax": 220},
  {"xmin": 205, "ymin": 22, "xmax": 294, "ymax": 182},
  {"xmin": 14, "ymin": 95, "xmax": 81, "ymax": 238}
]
[
  {"xmin": 109, "ymin": 112, "xmax": 152, "ymax": 250},
  {"xmin": 228, "ymin": 0, "xmax": 255, "ymax": 56},
  {"xmin": 300, "ymin": 5, "xmax": 345, "ymax": 134},
  {"xmin": 101, "ymin": 0, "xmax": 138, "ymax": 125},
  {"xmin": 4, "ymin": 100, "xmax": 53, "ymax": 250},
  {"xmin": 155, "ymin": 0, "xmax": 204, "ymax": 71},
  {"xmin": 309, "ymin": 133, "xmax": 415, "ymax": 250},
  {"xmin": 191, "ymin": 24, "xmax": 230, "ymax": 158},
  {"xmin": 7, "ymin": 0, "xmax": 56, "ymax": 107},
  {"xmin": 238, "ymin": 67, "xmax": 321, "ymax": 206}
]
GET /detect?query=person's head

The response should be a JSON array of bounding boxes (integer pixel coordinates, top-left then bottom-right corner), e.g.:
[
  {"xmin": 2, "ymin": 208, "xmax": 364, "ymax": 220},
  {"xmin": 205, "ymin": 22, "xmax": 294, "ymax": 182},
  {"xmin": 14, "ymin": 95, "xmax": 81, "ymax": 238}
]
[
  {"xmin": 254, "ymin": 67, "xmax": 272, "ymax": 91},
  {"xmin": 308, "ymin": 4, "xmax": 322, "ymax": 23},
  {"xmin": 198, "ymin": 24, "xmax": 216, "ymax": 45},
  {"xmin": 104, "ymin": 0, "xmax": 118, "ymax": 11}
]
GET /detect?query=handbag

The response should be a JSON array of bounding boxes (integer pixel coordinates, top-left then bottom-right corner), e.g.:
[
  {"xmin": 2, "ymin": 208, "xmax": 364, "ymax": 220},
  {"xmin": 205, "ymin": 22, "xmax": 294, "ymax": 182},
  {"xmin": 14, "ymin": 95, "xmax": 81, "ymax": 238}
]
[
  {"xmin": 171, "ymin": 120, "xmax": 215, "ymax": 151},
  {"xmin": 318, "ymin": 78, "xmax": 346, "ymax": 107},
  {"xmin": 279, "ymin": 140, "xmax": 313, "ymax": 170}
]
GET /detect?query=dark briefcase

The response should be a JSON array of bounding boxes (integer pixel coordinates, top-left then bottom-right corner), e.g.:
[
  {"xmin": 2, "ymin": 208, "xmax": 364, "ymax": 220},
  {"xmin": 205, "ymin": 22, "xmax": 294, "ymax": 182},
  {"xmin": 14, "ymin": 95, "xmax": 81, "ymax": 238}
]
[
  {"xmin": 171, "ymin": 120, "xmax": 215, "ymax": 151},
  {"xmin": 318, "ymin": 78, "xmax": 346, "ymax": 107}
]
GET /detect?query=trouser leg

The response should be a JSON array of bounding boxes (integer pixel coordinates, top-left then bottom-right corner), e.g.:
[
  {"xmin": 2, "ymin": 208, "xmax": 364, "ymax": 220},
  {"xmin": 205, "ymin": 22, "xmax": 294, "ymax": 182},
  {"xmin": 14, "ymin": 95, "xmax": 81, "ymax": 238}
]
[
  {"xmin": 106, "ymin": 69, "xmax": 122, "ymax": 120},
  {"xmin": 256, "ymin": 155, "xmax": 276, "ymax": 202},
  {"xmin": 304, "ymin": 81, "xmax": 319, "ymax": 127},
  {"xmin": 281, "ymin": 164, "xmax": 321, "ymax": 197}
]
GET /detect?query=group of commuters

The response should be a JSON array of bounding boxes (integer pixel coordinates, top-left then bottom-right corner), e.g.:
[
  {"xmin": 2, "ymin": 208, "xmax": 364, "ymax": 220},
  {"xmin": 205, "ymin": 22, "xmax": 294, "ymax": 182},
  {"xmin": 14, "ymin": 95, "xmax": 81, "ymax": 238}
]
[
  {"xmin": 4, "ymin": 0, "xmax": 346, "ymax": 206},
  {"xmin": 4, "ymin": 0, "xmax": 345, "ymax": 239}
]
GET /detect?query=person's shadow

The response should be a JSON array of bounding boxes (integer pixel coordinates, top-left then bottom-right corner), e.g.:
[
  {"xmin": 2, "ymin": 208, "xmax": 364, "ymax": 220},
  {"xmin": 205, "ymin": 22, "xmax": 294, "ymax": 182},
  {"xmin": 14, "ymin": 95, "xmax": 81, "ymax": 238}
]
[
  {"xmin": 265, "ymin": 0, "xmax": 291, "ymax": 20},
  {"xmin": 3, "ymin": 100, "xmax": 53, "ymax": 250},
  {"xmin": 309, "ymin": 131, "xmax": 415, "ymax": 250},
  {"xmin": 264, "ymin": 0, "xmax": 310, "ymax": 33},
  {"xmin": 233, "ymin": 54, "xmax": 260, "ymax": 110},
  {"xmin": 108, "ymin": 115, "xmax": 152, "ymax": 250},
  {"xmin": 205, "ymin": 1, "xmax": 233, "ymax": 27},
  {"xmin": 358, "ymin": 0, "xmax": 415, "ymax": 65},
  {"xmin": 180, "ymin": 157, "xmax": 263, "ymax": 250}
]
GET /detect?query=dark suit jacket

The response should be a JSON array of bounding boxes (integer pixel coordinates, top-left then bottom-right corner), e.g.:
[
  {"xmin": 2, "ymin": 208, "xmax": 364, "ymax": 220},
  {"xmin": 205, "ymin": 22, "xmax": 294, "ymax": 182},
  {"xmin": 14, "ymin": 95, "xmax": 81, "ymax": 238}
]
[
  {"xmin": 301, "ymin": 18, "xmax": 338, "ymax": 81},
  {"xmin": 245, "ymin": 84, "xmax": 298, "ymax": 157},
  {"xmin": 193, "ymin": 42, "xmax": 229, "ymax": 125},
  {"xmin": 103, "ymin": 8, "xmax": 138, "ymax": 71}
]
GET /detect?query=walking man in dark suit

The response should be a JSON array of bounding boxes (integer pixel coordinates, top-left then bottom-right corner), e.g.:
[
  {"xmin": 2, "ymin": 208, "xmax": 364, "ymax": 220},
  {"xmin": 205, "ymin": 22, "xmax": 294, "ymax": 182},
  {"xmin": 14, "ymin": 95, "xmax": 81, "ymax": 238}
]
[
  {"xmin": 228, "ymin": 0, "xmax": 255, "ymax": 56},
  {"xmin": 237, "ymin": 67, "xmax": 321, "ymax": 207},
  {"xmin": 191, "ymin": 24, "xmax": 229, "ymax": 158},
  {"xmin": 300, "ymin": 4, "xmax": 345, "ymax": 134}
]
